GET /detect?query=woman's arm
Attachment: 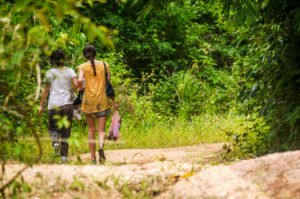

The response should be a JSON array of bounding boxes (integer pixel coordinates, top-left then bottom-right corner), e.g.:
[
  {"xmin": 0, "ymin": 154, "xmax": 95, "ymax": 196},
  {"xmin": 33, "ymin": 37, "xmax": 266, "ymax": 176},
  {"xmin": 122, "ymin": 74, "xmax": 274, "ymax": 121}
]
[
  {"xmin": 78, "ymin": 68, "xmax": 84, "ymax": 91},
  {"xmin": 39, "ymin": 84, "xmax": 50, "ymax": 114},
  {"xmin": 71, "ymin": 77, "xmax": 78, "ymax": 88}
]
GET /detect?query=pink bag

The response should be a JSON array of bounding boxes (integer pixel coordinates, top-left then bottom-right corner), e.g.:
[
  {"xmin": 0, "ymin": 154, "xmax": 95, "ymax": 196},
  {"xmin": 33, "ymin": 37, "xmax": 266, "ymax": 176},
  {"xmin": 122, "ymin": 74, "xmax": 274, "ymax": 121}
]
[{"xmin": 108, "ymin": 110, "xmax": 121, "ymax": 140}]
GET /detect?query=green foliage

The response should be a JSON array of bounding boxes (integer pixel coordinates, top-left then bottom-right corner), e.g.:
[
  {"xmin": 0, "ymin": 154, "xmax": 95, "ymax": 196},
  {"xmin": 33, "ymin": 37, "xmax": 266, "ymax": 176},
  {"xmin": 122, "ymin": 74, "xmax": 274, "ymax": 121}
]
[
  {"xmin": 153, "ymin": 63, "xmax": 239, "ymax": 118},
  {"xmin": 125, "ymin": 0, "xmax": 300, "ymax": 156},
  {"xmin": 53, "ymin": 115, "xmax": 71, "ymax": 129},
  {"xmin": 5, "ymin": 0, "xmax": 298, "ymax": 186},
  {"xmin": 0, "ymin": 0, "xmax": 112, "ymax": 152},
  {"xmin": 8, "ymin": 179, "xmax": 32, "ymax": 199},
  {"xmin": 223, "ymin": 116, "xmax": 271, "ymax": 159},
  {"xmin": 0, "ymin": 0, "xmax": 248, "ymax": 169},
  {"xmin": 225, "ymin": 0, "xmax": 300, "ymax": 154},
  {"xmin": 69, "ymin": 178, "xmax": 85, "ymax": 191},
  {"xmin": 0, "ymin": 0, "xmax": 114, "ymax": 195}
]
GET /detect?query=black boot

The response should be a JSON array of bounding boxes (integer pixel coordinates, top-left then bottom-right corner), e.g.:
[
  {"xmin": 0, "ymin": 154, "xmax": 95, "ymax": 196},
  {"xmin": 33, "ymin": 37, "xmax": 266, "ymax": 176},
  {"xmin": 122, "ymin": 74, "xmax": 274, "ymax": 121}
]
[{"xmin": 98, "ymin": 148, "xmax": 106, "ymax": 164}]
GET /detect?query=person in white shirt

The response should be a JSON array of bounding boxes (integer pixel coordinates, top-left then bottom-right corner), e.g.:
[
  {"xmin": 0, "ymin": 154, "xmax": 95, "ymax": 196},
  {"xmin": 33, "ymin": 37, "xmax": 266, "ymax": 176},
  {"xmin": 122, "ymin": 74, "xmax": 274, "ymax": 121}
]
[{"xmin": 39, "ymin": 49, "xmax": 78, "ymax": 163}]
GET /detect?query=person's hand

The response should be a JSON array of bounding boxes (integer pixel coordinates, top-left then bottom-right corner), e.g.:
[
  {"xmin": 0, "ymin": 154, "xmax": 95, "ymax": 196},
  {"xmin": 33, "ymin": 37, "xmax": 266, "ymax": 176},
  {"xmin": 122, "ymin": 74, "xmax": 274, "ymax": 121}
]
[
  {"xmin": 112, "ymin": 102, "xmax": 119, "ymax": 111},
  {"xmin": 38, "ymin": 105, "xmax": 44, "ymax": 115}
]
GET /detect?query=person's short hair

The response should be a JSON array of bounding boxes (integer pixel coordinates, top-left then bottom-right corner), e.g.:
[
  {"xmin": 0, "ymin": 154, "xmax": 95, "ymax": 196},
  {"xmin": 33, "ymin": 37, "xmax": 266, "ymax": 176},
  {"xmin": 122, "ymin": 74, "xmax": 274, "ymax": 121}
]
[{"xmin": 50, "ymin": 49, "xmax": 65, "ymax": 66}]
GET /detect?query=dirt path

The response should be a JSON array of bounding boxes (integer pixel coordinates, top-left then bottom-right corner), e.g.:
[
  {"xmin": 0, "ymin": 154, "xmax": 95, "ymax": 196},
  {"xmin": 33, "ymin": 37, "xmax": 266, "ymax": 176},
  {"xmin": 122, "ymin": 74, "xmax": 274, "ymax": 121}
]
[
  {"xmin": 2, "ymin": 144, "xmax": 300, "ymax": 199},
  {"xmin": 71, "ymin": 143, "xmax": 224, "ymax": 165}
]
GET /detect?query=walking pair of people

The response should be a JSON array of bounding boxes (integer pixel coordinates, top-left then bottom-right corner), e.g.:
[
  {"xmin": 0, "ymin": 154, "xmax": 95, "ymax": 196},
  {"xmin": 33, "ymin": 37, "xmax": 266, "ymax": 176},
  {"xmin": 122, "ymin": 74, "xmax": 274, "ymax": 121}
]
[{"xmin": 39, "ymin": 45, "xmax": 117, "ymax": 164}]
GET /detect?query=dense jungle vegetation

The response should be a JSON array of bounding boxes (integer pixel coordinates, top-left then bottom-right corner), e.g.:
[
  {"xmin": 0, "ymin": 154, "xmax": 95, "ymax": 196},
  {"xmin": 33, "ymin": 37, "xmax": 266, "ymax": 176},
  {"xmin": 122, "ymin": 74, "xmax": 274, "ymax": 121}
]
[{"xmin": 1, "ymin": 0, "xmax": 300, "ymax": 191}]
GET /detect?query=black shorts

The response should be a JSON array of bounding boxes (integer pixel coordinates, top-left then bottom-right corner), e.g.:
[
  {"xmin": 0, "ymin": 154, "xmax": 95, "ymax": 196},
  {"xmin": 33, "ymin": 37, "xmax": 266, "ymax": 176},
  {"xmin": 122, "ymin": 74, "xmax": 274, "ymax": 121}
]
[
  {"xmin": 86, "ymin": 109, "xmax": 111, "ymax": 118},
  {"xmin": 48, "ymin": 104, "xmax": 73, "ymax": 136}
]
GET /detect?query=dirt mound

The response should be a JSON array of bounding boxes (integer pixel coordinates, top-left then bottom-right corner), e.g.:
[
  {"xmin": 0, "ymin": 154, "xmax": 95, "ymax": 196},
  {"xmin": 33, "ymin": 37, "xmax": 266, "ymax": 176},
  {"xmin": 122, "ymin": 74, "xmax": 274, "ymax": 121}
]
[{"xmin": 162, "ymin": 150, "xmax": 300, "ymax": 199}]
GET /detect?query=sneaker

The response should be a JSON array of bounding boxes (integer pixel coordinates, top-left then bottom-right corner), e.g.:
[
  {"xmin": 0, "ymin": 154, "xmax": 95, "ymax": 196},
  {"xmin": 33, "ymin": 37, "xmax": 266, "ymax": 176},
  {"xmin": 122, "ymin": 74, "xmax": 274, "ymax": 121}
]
[
  {"xmin": 91, "ymin": 159, "xmax": 97, "ymax": 165},
  {"xmin": 98, "ymin": 149, "xmax": 106, "ymax": 164},
  {"xmin": 61, "ymin": 156, "xmax": 68, "ymax": 163},
  {"xmin": 53, "ymin": 143, "xmax": 60, "ymax": 156}
]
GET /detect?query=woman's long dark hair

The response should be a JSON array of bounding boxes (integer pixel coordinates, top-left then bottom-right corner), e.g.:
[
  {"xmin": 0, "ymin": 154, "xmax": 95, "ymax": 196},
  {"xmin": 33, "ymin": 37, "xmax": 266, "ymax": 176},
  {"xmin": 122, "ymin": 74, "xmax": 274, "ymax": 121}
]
[
  {"xmin": 83, "ymin": 45, "xmax": 97, "ymax": 76},
  {"xmin": 50, "ymin": 49, "xmax": 65, "ymax": 67}
]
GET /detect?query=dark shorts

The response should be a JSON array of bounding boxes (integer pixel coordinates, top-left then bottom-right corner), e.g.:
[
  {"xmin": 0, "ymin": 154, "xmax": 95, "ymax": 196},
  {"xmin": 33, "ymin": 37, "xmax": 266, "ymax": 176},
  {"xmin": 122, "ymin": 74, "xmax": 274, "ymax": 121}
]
[
  {"xmin": 48, "ymin": 104, "xmax": 73, "ymax": 157},
  {"xmin": 86, "ymin": 109, "xmax": 111, "ymax": 118},
  {"xmin": 48, "ymin": 104, "xmax": 73, "ymax": 135}
]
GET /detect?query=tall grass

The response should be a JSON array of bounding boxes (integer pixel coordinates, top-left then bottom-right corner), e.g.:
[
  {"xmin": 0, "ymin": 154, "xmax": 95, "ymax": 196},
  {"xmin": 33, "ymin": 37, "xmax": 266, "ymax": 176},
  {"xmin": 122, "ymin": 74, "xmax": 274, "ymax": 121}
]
[{"xmin": 117, "ymin": 113, "xmax": 246, "ymax": 149}]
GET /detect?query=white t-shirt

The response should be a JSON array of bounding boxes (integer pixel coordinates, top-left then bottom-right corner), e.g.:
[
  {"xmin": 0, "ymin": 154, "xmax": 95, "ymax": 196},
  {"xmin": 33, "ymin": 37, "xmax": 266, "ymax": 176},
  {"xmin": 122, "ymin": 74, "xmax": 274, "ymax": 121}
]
[{"xmin": 45, "ymin": 66, "xmax": 77, "ymax": 110}]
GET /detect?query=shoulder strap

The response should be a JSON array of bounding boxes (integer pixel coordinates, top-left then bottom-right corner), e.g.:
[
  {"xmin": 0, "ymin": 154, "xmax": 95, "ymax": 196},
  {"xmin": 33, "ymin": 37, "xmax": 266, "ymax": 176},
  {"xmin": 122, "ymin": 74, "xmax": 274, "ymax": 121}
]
[{"xmin": 103, "ymin": 61, "xmax": 108, "ymax": 81}]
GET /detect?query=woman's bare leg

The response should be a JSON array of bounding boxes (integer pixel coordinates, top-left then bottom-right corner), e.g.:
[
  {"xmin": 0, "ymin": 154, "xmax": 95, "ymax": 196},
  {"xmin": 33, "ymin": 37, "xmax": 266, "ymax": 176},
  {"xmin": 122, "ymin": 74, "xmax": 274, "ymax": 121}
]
[
  {"xmin": 97, "ymin": 116, "xmax": 107, "ymax": 149},
  {"xmin": 86, "ymin": 114, "xmax": 96, "ymax": 161},
  {"xmin": 97, "ymin": 116, "xmax": 107, "ymax": 163}
]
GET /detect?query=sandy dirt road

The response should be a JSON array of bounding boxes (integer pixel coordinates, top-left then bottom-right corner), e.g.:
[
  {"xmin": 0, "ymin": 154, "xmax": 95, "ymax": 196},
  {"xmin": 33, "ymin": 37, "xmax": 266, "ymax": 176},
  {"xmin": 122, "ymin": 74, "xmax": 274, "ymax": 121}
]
[{"xmin": 2, "ymin": 143, "xmax": 300, "ymax": 199}]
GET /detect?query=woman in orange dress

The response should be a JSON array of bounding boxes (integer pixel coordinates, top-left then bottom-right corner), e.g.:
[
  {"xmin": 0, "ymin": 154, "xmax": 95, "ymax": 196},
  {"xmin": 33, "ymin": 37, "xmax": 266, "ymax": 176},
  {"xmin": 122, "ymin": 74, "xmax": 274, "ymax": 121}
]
[{"xmin": 78, "ymin": 45, "xmax": 117, "ymax": 164}]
